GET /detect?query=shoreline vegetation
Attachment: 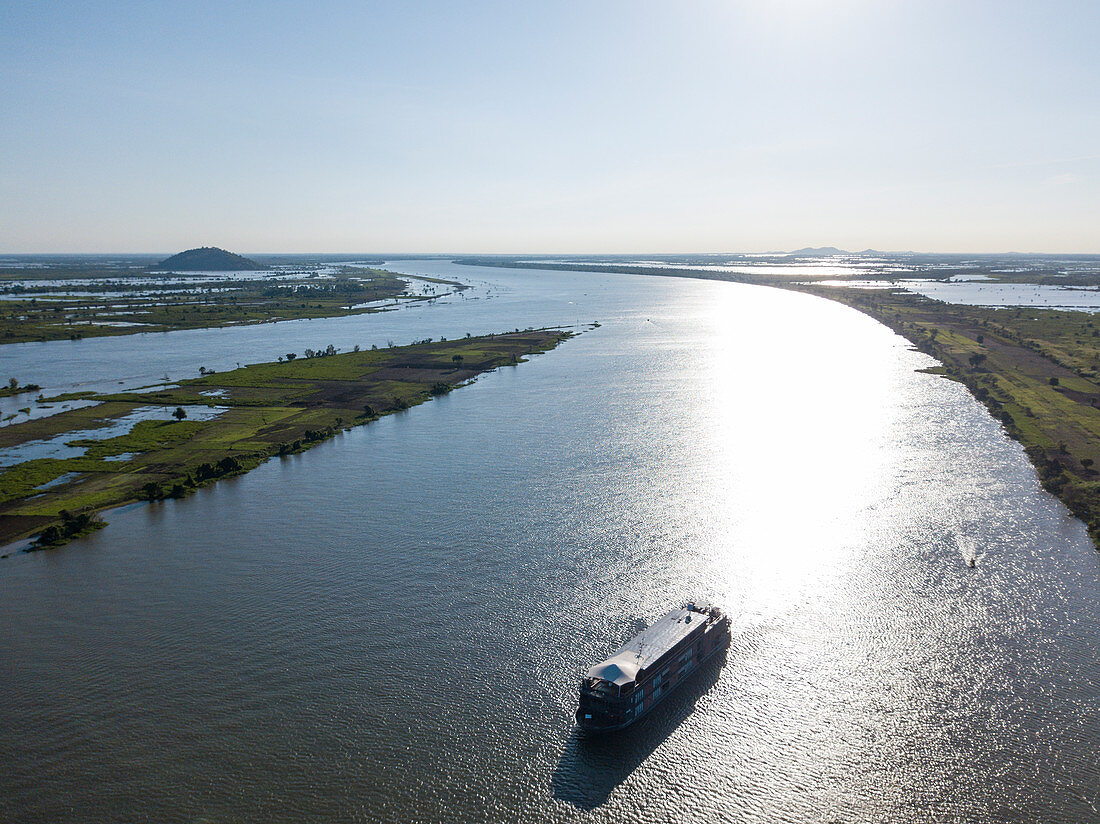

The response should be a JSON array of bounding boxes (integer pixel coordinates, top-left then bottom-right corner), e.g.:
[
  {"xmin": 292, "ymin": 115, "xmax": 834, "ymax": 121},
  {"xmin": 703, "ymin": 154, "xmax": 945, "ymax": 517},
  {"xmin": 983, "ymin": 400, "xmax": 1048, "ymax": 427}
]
[
  {"xmin": 0, "ymin": 266, "xmax": 465, "ymax": 345},
  {"xmin": 459, "ymin": 258, "xmax": 1100, "ymax": 551},
  {"xmin": 1, "ymin": 379, "xmax": 41, "ymax": 399},
  {"xmin": 0, "ymin": 329, "xmax": 575, "ymax": 552}
]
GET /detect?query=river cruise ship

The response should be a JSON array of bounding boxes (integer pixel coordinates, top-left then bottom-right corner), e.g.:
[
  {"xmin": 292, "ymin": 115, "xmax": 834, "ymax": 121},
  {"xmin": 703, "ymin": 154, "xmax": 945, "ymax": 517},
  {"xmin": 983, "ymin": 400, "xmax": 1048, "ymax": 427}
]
[{"xmin": 576, "ymin": 603, "xmax": 731, "ymax": 731}]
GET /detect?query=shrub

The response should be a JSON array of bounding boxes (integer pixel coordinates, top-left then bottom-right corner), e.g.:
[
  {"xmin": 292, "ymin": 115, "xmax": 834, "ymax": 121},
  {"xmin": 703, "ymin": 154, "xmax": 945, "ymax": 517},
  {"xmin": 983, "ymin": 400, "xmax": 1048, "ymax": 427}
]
[
  {"xmin": 34, "ymin": 510, "xmax": 102, "ymax": 546},
  {"xmin": 217, "ymin": 456, "xmax": 242, "ymax": 473},
  {"xmin": 36, "ymin": 525, "xmax": 62, "ymax": 545}
]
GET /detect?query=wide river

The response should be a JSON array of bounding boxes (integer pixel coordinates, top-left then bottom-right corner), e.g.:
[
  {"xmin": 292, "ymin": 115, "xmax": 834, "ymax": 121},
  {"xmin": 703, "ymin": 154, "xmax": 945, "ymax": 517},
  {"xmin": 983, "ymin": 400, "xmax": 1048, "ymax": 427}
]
[{"xmin": 2, "ymin": 262, "xmax": 1098, "ymax": 823}]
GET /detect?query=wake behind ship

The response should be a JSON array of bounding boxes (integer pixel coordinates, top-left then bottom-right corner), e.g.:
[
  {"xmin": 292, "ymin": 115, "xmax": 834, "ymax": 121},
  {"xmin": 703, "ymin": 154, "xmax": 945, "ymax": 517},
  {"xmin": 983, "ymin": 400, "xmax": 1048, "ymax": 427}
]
[{"xmin": 576, "ymin": 603, "xmax": 731, "ymax": 731}]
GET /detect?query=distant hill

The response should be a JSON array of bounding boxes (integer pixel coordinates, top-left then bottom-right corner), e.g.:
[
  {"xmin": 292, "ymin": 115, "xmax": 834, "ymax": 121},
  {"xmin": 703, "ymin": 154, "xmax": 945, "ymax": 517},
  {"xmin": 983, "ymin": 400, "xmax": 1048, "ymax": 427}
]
[
  {"xmin": 789, "ymin": 246, "xmax": 849, "ymax": 257},
  {"xmin": 154, "ymin": 247, "xmax": 264, "ymax": 271}
]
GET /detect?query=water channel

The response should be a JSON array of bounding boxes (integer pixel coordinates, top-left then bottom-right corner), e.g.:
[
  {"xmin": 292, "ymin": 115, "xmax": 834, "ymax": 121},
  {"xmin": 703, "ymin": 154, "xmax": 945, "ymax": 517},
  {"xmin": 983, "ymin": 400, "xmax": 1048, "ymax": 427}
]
[{"xmin": 1, "ymin": 261, "xmax": 1098, "ymax": 822}]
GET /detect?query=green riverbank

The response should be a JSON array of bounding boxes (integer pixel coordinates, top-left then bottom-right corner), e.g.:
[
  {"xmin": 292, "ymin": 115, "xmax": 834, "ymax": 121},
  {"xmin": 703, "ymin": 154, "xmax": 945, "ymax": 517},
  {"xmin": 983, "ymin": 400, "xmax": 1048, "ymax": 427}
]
[
  {"xmin": 0, "ymin": 267, "xmax": 460, "ymax": 344},
  {"xmin": 0, "ymin": 329, "xmax": 574, "ymax": 551}
]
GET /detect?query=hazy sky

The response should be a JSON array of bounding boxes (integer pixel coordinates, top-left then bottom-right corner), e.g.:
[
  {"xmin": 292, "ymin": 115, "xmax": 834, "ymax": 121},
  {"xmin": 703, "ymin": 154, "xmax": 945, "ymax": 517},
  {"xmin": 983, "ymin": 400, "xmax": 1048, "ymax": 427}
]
[{"xmin": 2, "ymin": 1, "xmax": 1098, "ymax": 253}]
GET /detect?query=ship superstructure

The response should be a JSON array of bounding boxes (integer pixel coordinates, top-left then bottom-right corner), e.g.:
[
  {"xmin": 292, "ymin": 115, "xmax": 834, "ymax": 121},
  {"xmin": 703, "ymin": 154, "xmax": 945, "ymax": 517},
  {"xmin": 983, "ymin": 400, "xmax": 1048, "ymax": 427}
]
[{"xmin": 576, "ymin": 603, "xmax": 730, "ymax": 731}]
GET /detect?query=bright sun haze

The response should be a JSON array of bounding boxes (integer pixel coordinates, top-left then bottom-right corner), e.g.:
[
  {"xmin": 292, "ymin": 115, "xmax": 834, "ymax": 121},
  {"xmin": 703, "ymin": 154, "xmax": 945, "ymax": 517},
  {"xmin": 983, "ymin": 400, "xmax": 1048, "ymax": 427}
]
[{"xmin": 1, "ymin": 0, "xmax": 1097, "ymax": 253}]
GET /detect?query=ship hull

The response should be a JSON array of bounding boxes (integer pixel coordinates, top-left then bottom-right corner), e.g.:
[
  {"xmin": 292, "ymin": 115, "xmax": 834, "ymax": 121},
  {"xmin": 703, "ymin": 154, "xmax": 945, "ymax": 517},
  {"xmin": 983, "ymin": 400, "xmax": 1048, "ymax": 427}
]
[
  {"xmin": 575, "ymin": 608, "xmax": 731, "ymax": 733},
  {"xmin": 575, "ymin": 642, "xmax": 727, "ymax": 732}
]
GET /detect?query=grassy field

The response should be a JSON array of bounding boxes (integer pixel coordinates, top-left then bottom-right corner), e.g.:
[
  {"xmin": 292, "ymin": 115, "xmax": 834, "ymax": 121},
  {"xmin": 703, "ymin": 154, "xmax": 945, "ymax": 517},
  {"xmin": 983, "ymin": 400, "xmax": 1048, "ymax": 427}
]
[
  {"xmin": 0, "ymin": 267, "xmax": 457, "ymax": 344},
  {"xmin": 0, "ymin": 329, "xmax": 574, "ymax": 551}
]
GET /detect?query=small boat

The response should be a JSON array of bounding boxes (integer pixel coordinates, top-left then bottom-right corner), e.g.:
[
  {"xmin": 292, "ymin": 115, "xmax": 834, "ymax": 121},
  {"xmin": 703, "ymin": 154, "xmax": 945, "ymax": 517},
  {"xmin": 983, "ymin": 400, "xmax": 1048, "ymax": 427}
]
[{"xmin": 575, "ymin": 603, "xmax": 731, "ymax": 731}]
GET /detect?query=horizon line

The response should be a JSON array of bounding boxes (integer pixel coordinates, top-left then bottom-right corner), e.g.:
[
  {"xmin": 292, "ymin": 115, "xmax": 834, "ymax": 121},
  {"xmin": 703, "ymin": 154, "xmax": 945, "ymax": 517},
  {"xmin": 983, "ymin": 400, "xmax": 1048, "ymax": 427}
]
[{"xmin": 4, "ymin": 249, "xmax": 1100, "ymax": 258}]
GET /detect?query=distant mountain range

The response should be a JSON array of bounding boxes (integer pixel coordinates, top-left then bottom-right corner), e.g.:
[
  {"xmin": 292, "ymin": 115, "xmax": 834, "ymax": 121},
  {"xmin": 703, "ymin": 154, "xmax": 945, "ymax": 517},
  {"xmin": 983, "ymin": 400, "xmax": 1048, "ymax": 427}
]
[
  {"xmin": 788, "ymin": 246, "xmax": 848, "ymax": 256},
  {"xmin": 787, "ymin": 247, "xmax": 908, "ymax": 256},
  {"xmin": 154, "ymin": 247, "xmax": 263, "ymax": 271}
]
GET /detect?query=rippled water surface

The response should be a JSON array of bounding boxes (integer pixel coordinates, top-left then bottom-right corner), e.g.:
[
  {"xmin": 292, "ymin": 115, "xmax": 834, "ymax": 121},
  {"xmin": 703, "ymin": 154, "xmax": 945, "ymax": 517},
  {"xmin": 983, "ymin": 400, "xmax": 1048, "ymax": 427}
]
[{"xmin": 2, "ymin": 263, "xmax": 1098, "ymax": 823}]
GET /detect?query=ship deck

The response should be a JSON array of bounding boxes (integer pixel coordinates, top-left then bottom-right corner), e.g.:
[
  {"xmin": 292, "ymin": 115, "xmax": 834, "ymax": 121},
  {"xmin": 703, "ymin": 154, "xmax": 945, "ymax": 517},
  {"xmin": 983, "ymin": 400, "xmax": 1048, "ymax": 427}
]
[{"xmin": 597, "ymin": 607, "xmax": 707, "ymax": 675}]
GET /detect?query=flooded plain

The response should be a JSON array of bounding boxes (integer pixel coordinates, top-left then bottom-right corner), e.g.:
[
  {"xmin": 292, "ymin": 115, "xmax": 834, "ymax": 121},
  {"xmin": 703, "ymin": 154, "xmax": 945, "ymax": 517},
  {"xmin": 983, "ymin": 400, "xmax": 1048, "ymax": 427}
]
[
  {"xmin": 1, "ymin": 262, "xmax": 1098, "ymax": 823},
  {"xmin": 0, "ymin": 405, "xmax": 226, "ymax": 468},
  {"xmin": 900, "ymin": 279, "xmax": 1100, "ymax": 311}
]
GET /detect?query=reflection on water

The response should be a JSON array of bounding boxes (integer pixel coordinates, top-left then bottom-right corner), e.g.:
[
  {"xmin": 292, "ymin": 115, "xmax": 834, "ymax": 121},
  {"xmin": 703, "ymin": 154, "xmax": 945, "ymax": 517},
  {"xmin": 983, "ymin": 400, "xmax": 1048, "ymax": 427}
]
[
  {"xmin": 901, "ymin": 279, "xmax": 1100, "ymax": 310},
  {"xmin": 553, "ymin": 652, "xmax": 726, "ymax": 810},
  {"xmin": 1, "ymin": 264, "xmax": 1098, "ymax": 823}
]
